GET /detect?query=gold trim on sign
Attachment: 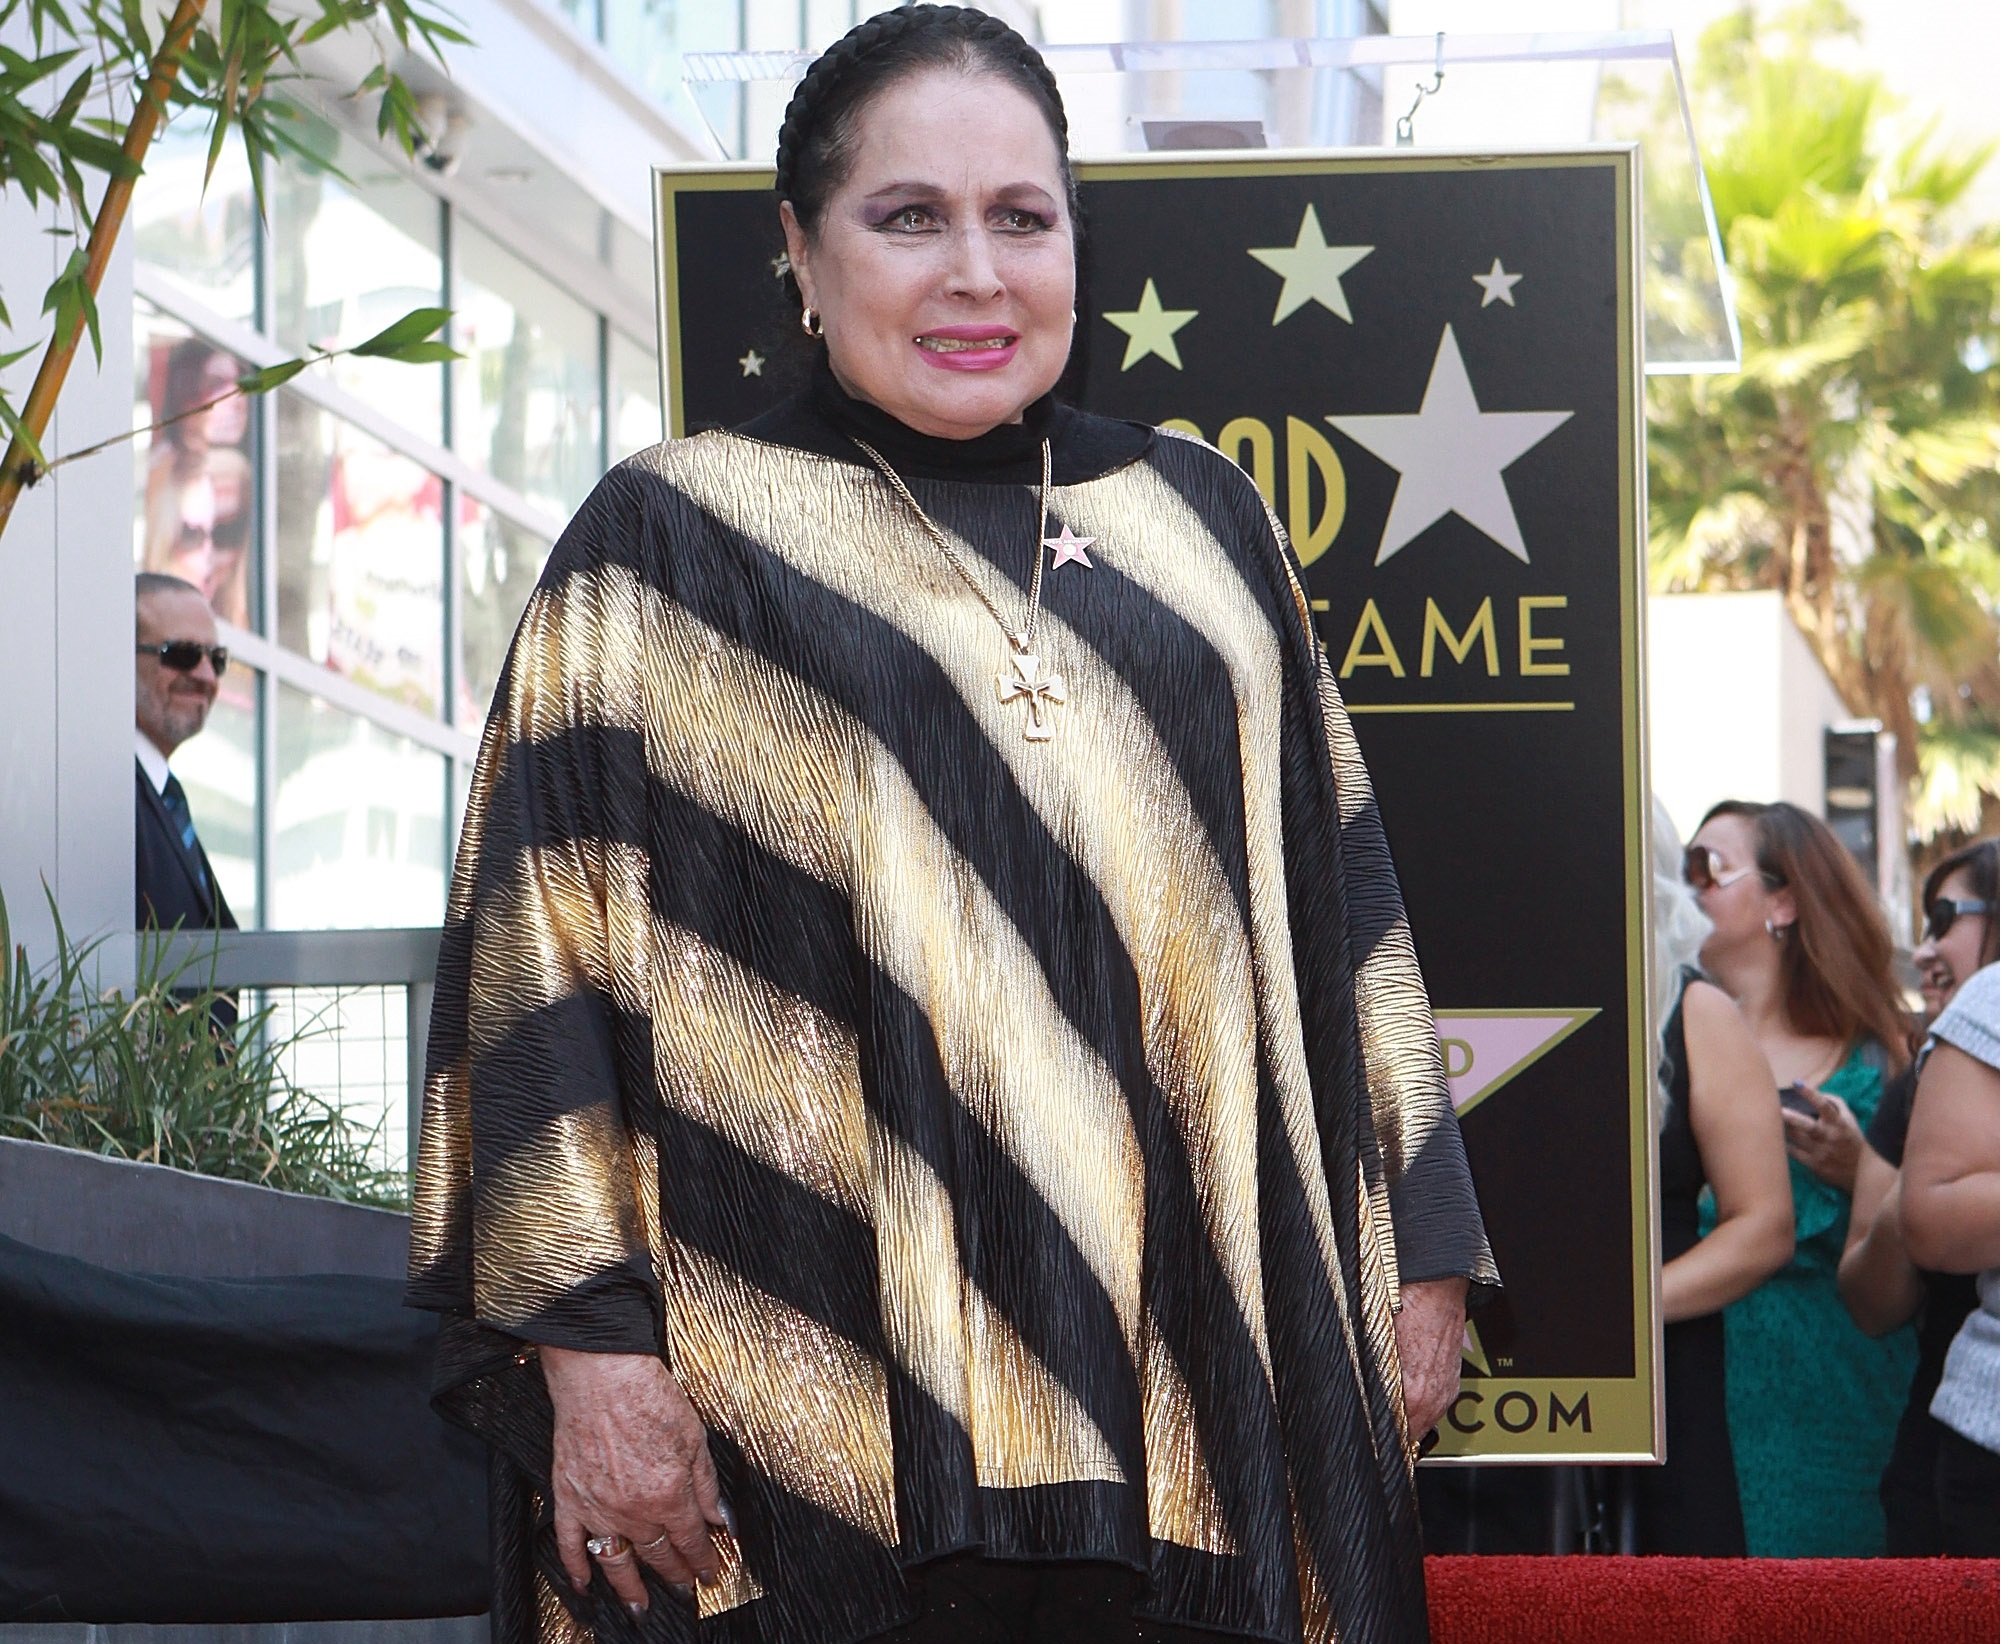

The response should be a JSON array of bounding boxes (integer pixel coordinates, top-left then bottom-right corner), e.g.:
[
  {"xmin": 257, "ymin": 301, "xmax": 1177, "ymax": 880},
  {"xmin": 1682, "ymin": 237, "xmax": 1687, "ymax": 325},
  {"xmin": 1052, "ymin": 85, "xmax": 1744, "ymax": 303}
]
[{"xmin": 1346, "ymin": 700, "xmax": 1576, "ymax": 715}]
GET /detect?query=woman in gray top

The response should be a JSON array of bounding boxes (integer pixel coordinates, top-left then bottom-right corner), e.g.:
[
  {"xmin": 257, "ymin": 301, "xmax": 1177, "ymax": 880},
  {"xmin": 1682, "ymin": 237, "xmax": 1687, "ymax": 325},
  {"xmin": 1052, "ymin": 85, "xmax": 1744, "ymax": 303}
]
[{"xmin": 1899, "ymin": 959, "xmax": 1999, "ymax": 1556}]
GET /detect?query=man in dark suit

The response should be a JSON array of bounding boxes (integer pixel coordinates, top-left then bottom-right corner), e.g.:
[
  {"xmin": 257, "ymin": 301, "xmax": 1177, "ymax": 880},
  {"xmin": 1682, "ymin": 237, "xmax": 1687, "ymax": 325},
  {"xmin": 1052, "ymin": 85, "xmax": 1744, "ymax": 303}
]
[{"xmin": 135, "ymin": 573, "xmax": 238, "ymax": 1032}]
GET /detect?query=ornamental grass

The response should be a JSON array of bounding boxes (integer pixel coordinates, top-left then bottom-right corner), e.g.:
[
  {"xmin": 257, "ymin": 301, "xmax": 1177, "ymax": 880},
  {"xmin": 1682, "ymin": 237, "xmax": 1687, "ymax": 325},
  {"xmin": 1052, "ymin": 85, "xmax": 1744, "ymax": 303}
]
[{"xmin": 0, "ymin": 886, "xmax": 405, "ymax": 1208}]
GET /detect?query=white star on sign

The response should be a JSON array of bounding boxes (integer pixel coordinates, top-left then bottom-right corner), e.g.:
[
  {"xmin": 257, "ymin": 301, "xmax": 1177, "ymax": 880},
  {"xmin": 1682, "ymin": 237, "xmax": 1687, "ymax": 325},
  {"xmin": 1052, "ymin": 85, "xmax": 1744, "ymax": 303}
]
[
  {"xmin": 1044, "ymin": 524, "xmax": 1094, "ymax": 569},
  {"xmin": 738, "ymin": 349, "xmax": 765, "ymax": 377},
  {"xmin": 1327, "ymin": 325, "xmax": 1573, "ymax": 566},
  {"xmin": 1247, "ymin": 204, "xmax": 1373, "ymax": 324},
  {"xmin": 1473, "ymin": 258, "xmax": 1522, "ymax": 308}
]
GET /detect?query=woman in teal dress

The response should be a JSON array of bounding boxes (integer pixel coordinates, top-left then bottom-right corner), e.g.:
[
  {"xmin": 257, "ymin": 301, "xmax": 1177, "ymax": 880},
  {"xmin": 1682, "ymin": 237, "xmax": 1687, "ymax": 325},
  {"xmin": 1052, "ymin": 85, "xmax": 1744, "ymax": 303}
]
[{"xmin": 1688, "ymin": 801, "xmax": 1917, "ymax": 1556}]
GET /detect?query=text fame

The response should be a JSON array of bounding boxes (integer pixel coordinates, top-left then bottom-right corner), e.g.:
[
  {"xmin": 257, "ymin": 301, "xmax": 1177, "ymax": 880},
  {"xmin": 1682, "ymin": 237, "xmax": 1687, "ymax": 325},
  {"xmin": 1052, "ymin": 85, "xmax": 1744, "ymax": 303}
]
[{"xmin": 1165, "ymin": 413, "xmax": 1572, "ymax": 686}]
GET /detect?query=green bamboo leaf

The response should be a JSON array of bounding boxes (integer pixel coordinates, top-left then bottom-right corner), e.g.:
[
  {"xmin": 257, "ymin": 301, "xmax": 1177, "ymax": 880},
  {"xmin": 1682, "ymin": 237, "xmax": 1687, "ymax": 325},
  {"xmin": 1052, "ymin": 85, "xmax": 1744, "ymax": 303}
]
[
  {"xmin": 0, "ymin": 391, "xmax": 50, "ymax": 469},
  {"xmin": 348, "ymin": 305, "xmax": 452, "ymax": 357},
  {"xmin": 75, "ymin": 275, "xmax": 100, "ymax": 362},
  {"xmin": 51, "ymin": 61, "xmax": 91, "ymax": 124},
  {"xmin": 372, "ymin": 338, "xmax": 460, "ymax": 364},
  {"xmin": 234, "ymin": 358, "xmax": 309, "ymax": 393},
  {"xmin": 12, "ymin": 45, "xmax": 82, "ymax": 91},
  {"xmin": 59, "ymin": 130, "xmax": 137, "ymax": 176}
]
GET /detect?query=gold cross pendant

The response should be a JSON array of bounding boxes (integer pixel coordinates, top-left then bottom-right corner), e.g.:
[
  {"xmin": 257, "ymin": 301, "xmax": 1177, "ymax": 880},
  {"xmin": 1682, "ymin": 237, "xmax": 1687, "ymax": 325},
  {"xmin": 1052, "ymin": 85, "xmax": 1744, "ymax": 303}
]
[{"xmin": 998, "ymin": 648, "xmax": 1067, "ymax": 742}]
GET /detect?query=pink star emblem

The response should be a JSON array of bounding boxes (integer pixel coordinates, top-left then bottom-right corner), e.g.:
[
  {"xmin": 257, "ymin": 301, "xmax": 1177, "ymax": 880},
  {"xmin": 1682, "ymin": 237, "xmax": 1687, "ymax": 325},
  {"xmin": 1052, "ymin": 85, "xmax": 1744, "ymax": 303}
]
[{"xmin": 1044, "ymin": 524, "xmax": 1095, "ymax": 570}]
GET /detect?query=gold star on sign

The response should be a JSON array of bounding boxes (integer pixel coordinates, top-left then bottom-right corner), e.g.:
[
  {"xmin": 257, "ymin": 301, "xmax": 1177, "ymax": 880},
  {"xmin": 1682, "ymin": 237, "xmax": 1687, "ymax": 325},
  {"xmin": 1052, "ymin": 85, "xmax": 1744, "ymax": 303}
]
[
  {"xmin": 1247, "ymin": 204, "xmax": 1373, "ymax": 324},
  {"xmin": 1103, "ymin": 278, "xmax": 1197, "ymax": 372}
]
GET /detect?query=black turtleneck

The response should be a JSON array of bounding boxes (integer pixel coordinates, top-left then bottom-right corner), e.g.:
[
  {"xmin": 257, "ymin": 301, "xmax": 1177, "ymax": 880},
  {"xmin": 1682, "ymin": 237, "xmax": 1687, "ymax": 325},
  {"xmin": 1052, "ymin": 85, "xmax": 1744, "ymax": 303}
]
[{"xmin": 734, "ymin": 351, "xmax": 1154, "ymax": 486}]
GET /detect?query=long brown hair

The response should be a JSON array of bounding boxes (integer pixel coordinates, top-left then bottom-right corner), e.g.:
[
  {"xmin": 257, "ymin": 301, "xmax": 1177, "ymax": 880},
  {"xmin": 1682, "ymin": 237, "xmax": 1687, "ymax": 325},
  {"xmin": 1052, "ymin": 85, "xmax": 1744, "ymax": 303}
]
[{"xmin": 1701, "ymin": 799, "xmax": 1911, "ymax": 1064}]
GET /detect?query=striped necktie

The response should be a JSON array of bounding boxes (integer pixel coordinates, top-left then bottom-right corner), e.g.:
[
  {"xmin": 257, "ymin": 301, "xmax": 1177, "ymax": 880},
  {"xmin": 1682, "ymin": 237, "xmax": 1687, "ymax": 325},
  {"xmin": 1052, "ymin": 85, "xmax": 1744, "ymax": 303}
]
[{"xmin": 160, "ymin": 773, "xmax": 210, "ymax": 896}]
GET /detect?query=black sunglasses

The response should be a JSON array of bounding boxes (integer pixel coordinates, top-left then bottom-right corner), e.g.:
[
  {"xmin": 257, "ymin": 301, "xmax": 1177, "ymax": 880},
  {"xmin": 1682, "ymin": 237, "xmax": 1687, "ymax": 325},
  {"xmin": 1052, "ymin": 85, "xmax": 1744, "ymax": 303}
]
[
  {"xmin": 137, "ymin": 641, "xmax": 229, "ymax": 676},
  {"xmin": 1924, "ymin": 896, "xmax": 1995, "ymax": 941}
]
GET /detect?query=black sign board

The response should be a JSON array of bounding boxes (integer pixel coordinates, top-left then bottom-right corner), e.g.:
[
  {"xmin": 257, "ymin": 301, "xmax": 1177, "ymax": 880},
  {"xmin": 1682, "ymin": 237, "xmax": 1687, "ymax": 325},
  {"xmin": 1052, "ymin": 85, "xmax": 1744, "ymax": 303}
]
[{"xmin": 654, "ymin": 150, "xmax": 1654, "ymax": 1461}]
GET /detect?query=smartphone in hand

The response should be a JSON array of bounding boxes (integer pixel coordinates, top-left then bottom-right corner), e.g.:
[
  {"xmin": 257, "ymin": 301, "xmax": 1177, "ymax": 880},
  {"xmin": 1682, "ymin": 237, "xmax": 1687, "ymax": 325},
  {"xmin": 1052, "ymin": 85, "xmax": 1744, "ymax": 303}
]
[{"xmin": 1779, "ymin": 1082, "xmax": 1820, "ymax": 1119}]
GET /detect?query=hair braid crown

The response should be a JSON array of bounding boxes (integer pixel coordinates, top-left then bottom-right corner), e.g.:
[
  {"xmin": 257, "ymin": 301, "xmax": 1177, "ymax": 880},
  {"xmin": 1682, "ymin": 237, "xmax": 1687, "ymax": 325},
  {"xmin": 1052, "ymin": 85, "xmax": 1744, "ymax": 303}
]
[{"xmin": 774, "ymin": 5, "xmax": 1068, "ymax": 208}]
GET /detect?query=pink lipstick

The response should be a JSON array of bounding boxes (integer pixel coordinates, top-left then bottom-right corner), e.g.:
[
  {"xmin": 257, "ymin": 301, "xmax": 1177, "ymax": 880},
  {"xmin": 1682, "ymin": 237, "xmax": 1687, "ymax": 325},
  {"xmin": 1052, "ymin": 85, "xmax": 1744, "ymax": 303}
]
[{"xmin": 913, "ymin": 325, "xmax": 1019, "ymax": 371}]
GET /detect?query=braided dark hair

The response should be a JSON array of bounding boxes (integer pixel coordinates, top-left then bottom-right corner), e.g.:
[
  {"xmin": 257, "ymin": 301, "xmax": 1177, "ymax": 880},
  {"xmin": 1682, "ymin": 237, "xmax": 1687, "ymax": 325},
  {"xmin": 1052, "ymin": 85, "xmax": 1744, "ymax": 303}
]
[{"xmin": 775, "ymin": 4, "xmax": 1076, "ymax": 241}]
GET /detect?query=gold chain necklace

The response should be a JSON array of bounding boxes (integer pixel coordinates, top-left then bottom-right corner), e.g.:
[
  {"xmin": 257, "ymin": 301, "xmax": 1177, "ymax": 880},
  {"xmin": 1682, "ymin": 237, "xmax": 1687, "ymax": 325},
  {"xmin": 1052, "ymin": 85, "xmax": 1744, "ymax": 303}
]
[{"xmin": 852, "ymin": 436, "xmax": 1069, "ymax": 743}]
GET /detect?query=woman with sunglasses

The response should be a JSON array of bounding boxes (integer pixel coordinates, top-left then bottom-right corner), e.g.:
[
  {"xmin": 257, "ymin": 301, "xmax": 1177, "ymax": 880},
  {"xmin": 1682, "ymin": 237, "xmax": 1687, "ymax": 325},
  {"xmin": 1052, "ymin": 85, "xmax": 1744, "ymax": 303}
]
[
  {"xmin": 1685, "ymin": 799, "xmax": 1916, "ymax": 1556},
  {"xmin": 1896, "ymin": 952, "xmax": 2000, "ymax": 1556},
  {"xmin": 1622, "ymin": 801, "xmax": 1795, "ymax": 1553},
  {"xmin": 1839, "ymin": 839, "xmax": 1998, "ymax": 1553}
]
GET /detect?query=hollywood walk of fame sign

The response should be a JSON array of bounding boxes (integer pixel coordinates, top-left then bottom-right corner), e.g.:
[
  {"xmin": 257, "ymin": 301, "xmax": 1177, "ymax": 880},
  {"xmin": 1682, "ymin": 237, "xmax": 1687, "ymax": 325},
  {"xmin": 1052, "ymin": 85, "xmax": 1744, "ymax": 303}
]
[{"xmin": 653, "ymin": 150, "xmax": 1657, "ymax": 1463}]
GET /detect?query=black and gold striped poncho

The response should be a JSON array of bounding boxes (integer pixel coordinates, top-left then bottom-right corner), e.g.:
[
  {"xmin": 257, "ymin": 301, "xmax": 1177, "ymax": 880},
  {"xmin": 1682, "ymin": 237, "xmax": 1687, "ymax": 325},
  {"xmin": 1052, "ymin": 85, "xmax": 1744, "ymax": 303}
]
[{"xmin": 408, "ymin": 380, "xmax": 1495, "ymax": 1644}]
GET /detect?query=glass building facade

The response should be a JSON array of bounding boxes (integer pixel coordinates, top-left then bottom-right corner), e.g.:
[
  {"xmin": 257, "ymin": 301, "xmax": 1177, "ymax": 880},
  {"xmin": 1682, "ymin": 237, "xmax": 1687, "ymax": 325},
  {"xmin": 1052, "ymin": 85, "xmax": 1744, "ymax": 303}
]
[{"xmin": 132, "ymin": 110, "xmax": 657, "ymax": 931}]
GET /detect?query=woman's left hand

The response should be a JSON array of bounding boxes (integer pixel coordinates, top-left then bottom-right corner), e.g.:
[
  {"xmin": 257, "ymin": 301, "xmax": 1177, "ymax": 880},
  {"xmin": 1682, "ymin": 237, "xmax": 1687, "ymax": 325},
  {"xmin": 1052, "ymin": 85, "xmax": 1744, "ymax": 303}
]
[
  {"xmin": 1782, "ymin": 1088, "xmax": 1865, "ymax": 1189},
  {"xmin": 1393, "ymin": 1275, "xmax": 1469, "ymax": 1448}
]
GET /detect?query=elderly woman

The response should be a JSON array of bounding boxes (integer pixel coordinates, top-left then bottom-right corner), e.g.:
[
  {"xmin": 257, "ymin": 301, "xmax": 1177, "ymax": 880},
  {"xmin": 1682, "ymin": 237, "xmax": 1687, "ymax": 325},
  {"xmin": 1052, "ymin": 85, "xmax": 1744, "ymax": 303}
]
[{"xmin": 408, "ymin": 8, "xmax": 1493, "ymax": 1643}]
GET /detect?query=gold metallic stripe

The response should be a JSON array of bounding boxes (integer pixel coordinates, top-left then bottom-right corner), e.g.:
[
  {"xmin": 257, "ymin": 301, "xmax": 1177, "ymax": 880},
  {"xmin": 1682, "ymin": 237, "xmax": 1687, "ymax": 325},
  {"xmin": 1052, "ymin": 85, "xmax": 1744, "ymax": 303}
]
[
  {"xmin": 1141, "ymin": 1313, "xmax": 1239, "ymax": 1554},
  {"xmin": 1315, "ymin": 654, "xmax": 1446, "ymax": 1229},
  {"xmin": 1294, "ymin": 1510, "xmax": 1341, "ymax": 1644},
  {"xmin": 464, "ymin": 840, "xmax": 650, "ymax": 1060},
  {"xmin": 409, "ymin": 714, "xmax": 510, "ymax": 1275},
  {"xmin": 663, "ymin": 439, "xmax": 1272, "ymax": 1385},
  {"xmin": 510, "ymin": 555, "xmax": 1147, "ymax": 1428},
  {"xmin": 662, "ymin": 1241, "xmax": 898, "ymax": 1550},
  {"xmin": 647, "ymin": 917, "xmax": 872, "ymax": 1219},
  {"xmin": 1046, "ymin": 463, "xmax": 1351, "ymax": 1313},
  {"xmin": 871, "ymin": 1101, "xmax": 1134, "ymax": 1491},
  {"xmin": 694, "ymin": 1531, "xmax": 766, "ymax": 1624},
  {"xmin": 965, "ymin": 1282, "xmax": 1126, "ymax": 1489},
  {"xmin": 470, "ymin": 1103, "xmax": 649, "ymax": 1325},
  {"xmin": 867, "ymin": 1126, "xmax": 973, "ymax": 1430}
]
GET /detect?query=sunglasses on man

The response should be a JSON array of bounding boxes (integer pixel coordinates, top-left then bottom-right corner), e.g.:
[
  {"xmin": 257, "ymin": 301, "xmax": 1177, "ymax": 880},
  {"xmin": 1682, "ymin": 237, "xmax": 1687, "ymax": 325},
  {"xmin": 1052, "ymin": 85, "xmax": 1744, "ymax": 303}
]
[
  {"xmin": 1683, "ymin": 845, "xmax": 1782, "ymax": 893},
  {"xmin": 137, "ymin": 641, "xmax": 229, "ymax": 676},
  {"xmin": 1923, "ymin": 896, "xmax": 1996, "ymax": 942}
]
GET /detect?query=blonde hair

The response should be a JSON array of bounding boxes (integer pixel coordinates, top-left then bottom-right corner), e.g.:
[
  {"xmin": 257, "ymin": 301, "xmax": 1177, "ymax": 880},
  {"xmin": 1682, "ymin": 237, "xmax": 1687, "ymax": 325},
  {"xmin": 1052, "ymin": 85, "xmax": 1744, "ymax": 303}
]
[{"xmin": 1652, "ymin": 796, "xmax": 1713, "ymax": 1126}]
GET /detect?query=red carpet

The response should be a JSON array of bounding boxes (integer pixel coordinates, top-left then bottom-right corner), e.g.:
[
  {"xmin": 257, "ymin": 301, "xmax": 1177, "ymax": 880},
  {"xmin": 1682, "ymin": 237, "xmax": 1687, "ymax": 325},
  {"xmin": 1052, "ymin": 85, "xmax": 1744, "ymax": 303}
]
[{"xmin": 1425, "ymin": 1555, "xmax": 2000, "ymax": 1644}]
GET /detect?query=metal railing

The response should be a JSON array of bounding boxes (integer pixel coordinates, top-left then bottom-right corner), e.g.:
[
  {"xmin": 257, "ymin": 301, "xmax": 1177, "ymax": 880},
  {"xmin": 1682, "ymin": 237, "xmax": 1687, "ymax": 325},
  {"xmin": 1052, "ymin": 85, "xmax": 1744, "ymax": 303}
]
[{"xmin": 150, "ymin": 927, "xmax": 441, "ymax": 1181}]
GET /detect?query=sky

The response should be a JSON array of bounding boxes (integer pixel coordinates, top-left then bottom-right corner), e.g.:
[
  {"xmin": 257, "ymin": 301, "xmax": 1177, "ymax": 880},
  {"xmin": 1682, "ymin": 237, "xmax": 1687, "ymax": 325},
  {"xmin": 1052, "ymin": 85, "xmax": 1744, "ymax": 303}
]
[{"xmin": 1386, "ymin": 0, "xmax": 2001, "ymax": 214}]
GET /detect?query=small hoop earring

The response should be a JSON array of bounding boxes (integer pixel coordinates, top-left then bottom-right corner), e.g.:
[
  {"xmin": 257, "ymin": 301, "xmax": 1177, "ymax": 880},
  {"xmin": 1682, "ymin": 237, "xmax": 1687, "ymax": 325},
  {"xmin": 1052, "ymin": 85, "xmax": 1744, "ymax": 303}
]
[
  {"xmin": 801, "ymin": 308, "xmax": 822, "ymax": 339},
  {"xmin": 1766, "ymin": 918, "xmax": 1786, "ymax": 941}
]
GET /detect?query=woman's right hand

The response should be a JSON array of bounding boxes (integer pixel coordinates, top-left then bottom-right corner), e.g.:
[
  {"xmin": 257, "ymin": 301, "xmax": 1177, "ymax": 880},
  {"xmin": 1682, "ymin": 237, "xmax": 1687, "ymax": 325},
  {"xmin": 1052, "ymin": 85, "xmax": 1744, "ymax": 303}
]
[{"xmin": 541, "ymin": 1346, "xmax": 730, "ymax": 1611}]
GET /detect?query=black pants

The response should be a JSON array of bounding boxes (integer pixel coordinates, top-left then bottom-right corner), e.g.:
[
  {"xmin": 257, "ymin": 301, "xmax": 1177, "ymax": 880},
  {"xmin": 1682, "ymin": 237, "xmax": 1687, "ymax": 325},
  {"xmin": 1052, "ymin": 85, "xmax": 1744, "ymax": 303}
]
[
  {"xmin": 869, "ymin": 1557, "xmax": 1224, "ymax": 1644},
  {"xmin": 1932, "ymin": 1422, "xmax": 2000, "ymax": 1557}
]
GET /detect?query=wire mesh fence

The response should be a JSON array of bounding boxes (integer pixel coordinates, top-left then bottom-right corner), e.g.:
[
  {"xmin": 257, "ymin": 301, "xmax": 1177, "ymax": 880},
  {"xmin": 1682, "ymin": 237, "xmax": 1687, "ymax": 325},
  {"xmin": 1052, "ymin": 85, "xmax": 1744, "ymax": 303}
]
[
  {"xmin": 257, "ymin": 984, "xmax": 414, "ymax": 1181},
  {"xmin": 150, "ymin": 927, "xmax": 439, "ymax": 1200}
]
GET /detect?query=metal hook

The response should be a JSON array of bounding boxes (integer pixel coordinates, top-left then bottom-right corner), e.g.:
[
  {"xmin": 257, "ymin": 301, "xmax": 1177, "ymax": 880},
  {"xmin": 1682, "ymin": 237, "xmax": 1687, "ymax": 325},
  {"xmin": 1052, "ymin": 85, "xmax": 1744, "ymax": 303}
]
[{"xmin": 1394, "ymin": 32, "xmax": 1446, "ymax": 148}]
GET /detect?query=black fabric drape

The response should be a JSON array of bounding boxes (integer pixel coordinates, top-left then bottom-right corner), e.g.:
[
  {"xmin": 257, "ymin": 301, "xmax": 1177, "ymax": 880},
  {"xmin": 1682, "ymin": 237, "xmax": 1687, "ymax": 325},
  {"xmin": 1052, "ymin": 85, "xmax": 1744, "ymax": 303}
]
[{"xmin": 0, "ymin": 1233, "xmax": 487, "ymax": 1623}]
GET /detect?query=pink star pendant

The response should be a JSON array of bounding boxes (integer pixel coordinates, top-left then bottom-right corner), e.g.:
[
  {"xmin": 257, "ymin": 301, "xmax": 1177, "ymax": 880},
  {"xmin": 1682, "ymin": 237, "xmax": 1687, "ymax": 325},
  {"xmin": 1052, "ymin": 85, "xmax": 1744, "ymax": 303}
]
[{"xmin": 1044, "ymin": 524, "xmax": 1095, "ymax": 570}]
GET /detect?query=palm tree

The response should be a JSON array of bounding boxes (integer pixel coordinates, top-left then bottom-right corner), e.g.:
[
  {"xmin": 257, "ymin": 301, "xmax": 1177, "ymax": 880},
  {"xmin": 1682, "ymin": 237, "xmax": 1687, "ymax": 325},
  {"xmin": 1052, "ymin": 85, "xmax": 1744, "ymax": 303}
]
[{"xmin": 1647, "ymin": 4, "xmax": 2000, "ymax": 851}]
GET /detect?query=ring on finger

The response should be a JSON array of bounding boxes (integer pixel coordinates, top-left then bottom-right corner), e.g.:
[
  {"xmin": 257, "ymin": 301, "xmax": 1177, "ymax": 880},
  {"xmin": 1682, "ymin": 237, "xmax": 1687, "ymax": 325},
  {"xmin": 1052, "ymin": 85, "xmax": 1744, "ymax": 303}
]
[
  {"xmin": 638, "ymin": 1533, "xmax": 672, "ymax": 1553},
  {"xmin": 586, "ymin": 1533, "xmax": 633, "ymax": 1560}
]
